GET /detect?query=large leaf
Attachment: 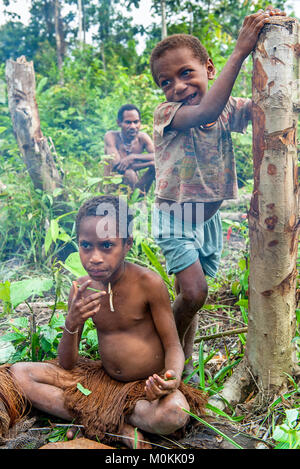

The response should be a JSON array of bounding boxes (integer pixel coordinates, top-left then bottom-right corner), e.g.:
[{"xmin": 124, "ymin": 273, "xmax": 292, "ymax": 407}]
[
  {"xmin": 141, "ymin": 242, "xmax": 169, "ymax": 284},
  {"xmin": 61, "ymin": 252, "xmax": 87, "ymax": 278},
  {"xmin": 0, "ymin": 342, "xmax": 15, "ymax": 364},
  {"xmin": 10, "ymin": 278, "xmax": 53, "ymax": 308}
]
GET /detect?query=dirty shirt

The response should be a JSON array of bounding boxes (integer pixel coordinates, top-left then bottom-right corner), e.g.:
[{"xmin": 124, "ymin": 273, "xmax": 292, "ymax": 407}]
[{"xmin": 153, "ymin": 96, "xmax": 251, "ymax": 203}]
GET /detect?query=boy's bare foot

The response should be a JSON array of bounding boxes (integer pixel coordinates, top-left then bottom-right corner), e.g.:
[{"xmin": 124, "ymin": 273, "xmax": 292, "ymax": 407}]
[
  {"xmin": 66, "ymin": 426, "xmax": 83, "ymax": 440},
  {"xmin": 119, "ymin": 423, "xmax": 152, "ymax": 449}
]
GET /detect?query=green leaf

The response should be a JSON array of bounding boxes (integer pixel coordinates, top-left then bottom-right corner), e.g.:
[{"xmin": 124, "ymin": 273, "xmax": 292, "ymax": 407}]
[
  {"xmin": 141, "ymin": 242, "xmax": 169, "ymax": 285},
  {"xmin": 44, "ymin": 227, "xmax": 53, "ymax": 254},
  {"xmin": 57, "ymin": 230, "xmax": 71, "ymax": 243},
  {"xmin": 49, "ymin": 312, "xmax": 66, "ymax": 328},
  {"xmin": 285, "ymin": 409, "xmax": 299, "ymax": 428},
  {"xmin": 235, "ymin": 299, "xmax": 248, "ymax": 308},
  {"xmin": 0, "ymin": 342, "xmax": 15, "ymax": 364},
  {"xmin": 198, "ymin": 340, "xmax": 205, "ymax": 389},
  {"xmin": 36, "ymin": 77, "xmax": 48, "ymax": 94},
  {"xmin": 0, "ymin": 281, "xmax": 11, "ymax": 303},
  {"xmin": 76, "ymin": 382, "xmax": 92, "ymax": 396},
  {"xmin": 0, "ymin": 332, "xmax": 25, "ymax": 342},
  {"xmin": 50, "ymin": 219, "xmax": 59, "ymax": 243},
  {"xmin": 182, "ymin": 408, "xmax": 244, "ymax": 449},
  {"xmin": 53, "ymin": 188, "xmax": 63, "ymax": 198},
  {"xmin": 10, "ymin": 317, "xmax": 29, "ymax": 329},
  {"xmin": 41, "ymin": 326, "xmax": 59, "ymax": 345},
  {"xmin": 205, "ymin": 403, "xmax": 244, "ymax": 422},
  {"xmin": 60, "ymin": 252, "xmax": 87, "ymax": 278},
  {"xmin": 10, "ymin": 278, "xmax": 53, "ymax": 308}
]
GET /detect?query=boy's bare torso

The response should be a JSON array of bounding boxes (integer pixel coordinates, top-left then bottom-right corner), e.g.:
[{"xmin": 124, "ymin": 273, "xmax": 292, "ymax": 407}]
[{"xmin": 77, "ymin": 262, "xmax": 165, "ymax": 381}]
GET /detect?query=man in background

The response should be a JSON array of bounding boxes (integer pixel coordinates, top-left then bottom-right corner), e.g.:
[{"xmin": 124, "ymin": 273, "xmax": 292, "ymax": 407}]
[{"xmin": 104, "ymin": 104, "xmax": 155, "ymax": 194}]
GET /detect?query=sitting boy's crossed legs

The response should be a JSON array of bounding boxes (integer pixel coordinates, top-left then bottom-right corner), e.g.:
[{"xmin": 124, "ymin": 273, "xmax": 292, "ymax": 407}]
[{"xmin": 10, "ymin": 361, "xmax": 189, "ymax": 447}]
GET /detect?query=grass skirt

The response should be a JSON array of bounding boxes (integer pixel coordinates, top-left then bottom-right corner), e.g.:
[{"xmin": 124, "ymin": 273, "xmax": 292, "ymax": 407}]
[
  {"xmin": 0, "ymin": 364, "xmax": 27, "ymax": 444},
  {"xmin": 0, "ymin": 358, "xmax": 207, "ymax": 443},
  {"xmin": 59, "ymin": 358, "xmax": 207, "ymax": 440}
]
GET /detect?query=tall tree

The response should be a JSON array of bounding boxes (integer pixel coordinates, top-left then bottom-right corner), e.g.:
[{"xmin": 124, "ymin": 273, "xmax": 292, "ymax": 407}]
[
  {"xmin": 160, "ymin": 0, "xmax": 167, "ymax": 39},
  {"xmin": 54, "ymin": 0, "xmax": 66, "ymax": 76},
  {"xmin": 210, "ymin": 15, "xmax": 299, "ymax": 410}
]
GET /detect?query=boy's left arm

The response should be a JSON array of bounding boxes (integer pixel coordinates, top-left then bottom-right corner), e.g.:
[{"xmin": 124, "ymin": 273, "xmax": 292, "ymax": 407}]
[{"xmin": 144, "ymin": 272, "xmax": 185, "ymax": 400}]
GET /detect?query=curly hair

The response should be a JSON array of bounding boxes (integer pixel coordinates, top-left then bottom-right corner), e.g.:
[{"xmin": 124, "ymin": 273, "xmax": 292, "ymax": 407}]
[
  {"xmin": 117, "ymin": 104, "xmax": 141, "ymax": 122},
  {"xmin": 75, "ymin": 195, "xmax": 134, "ymax": 241},
  {"xmin": 150, "ymin": 34, "xmax": 209, "ymax": 86}
]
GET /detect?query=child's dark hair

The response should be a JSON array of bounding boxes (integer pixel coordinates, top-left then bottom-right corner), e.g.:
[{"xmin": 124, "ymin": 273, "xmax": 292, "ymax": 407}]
[
  {"xmin": 117, "ymin": 104, "xmax": 141, "ymax": 122},
  {"xmin": 76, "ymin": 195, "xmax": 134, "ymax": 241},
  {"xmin": 150, "ymin": 34, "xmax": 209, "ymax": 86}
]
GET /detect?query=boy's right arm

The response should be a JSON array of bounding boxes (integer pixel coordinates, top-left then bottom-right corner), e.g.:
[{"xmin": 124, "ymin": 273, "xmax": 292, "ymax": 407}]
[
  {"xmin": 171, "ymin": 8, "xmax": 285, "ymax": 131},
  {"xmin": 58, "ymin": 280, "xmax": 105, "ymax": 370}
]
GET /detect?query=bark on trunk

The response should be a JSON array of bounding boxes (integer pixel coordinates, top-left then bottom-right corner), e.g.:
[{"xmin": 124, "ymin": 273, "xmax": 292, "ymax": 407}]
[
  {"xmin": 209, "ymin": 17, "xmax": 299, "ymax": 410},
  {"xmin": 5, "ymin": 57, "xmax": 63, "ymax": 193},
  {"xmin": 248, "ymin": 16, "xmax": 299, "ymax": 391}
]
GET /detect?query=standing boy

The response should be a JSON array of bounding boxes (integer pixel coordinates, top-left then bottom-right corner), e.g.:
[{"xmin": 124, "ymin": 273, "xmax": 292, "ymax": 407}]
[
  {"xmin": 104, "ymin": 104, "xmax": 155, "ymax": 194},
  {"xmin": 3, "ymin": 196, "xmax": 206, "ymax": 448},
  {"xmin": 150, "ymin": 7, "xmax": 285, "ymax": 380}
]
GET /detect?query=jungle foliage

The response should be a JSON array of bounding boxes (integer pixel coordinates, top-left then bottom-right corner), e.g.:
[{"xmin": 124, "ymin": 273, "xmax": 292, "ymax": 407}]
[{"xmin": 0, "ymin": 0, "xmax": 299, "ymax": 448}]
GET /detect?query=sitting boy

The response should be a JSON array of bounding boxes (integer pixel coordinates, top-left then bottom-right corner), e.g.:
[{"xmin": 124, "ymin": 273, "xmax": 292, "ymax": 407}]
[
  {"xmin": 149, "ymin": 7, "xmax": 285, "ymax": 381},
  {"xmin": 1, "ymin": 196, "xmax": 206, "ymax": 449}
]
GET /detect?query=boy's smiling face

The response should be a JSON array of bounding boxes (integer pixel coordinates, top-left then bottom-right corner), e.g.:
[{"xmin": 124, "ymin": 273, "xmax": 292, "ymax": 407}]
[
  {"xmin": 78, "ymin": 216, "xmax": 132, "ymax": 284},
  {"xmin": 154, "ymin": 47, "xmax": 215, "ymax": 105}
]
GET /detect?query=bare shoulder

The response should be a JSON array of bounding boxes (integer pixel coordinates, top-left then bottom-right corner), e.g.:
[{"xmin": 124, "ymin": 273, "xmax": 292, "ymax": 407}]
[
  {"xmin": 138, "ymin": 132, "xmax": 153, "ymax": 143},
  {"xmin": 125, "ymin": 262, "xmax": 167, "ymax": 292},
  {"xmin": 104, "ymin": 130, "xmax": 119, "ymax": 143}
]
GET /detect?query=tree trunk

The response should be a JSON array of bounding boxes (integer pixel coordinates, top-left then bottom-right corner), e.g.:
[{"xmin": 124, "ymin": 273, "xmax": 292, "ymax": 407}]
[
  {"xmin": 209, "ymin": 17, "xmax": 299, "ymax": 410},
  {"xmin": 78, "ymin": 0, "xmax": 84, "ymax": 48},
  {"xmin": 248, "ymin": 16, "xmax": 299, "ymax": 392},
  {"xmin": 54, "ymin": 0, "xmax": 65, "ymax": 81},
  {"xmin": 161, "ymin": 0, "xmax": 167, "ymax": 39},
  {"xmin": 5, "ymin": 57, "xmax": 63, "ymax": 193}
]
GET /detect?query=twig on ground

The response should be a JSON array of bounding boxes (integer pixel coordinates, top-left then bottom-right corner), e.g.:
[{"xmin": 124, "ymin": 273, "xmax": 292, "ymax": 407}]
[{"xmin": 194, "ymin": 327, "xmax": 248, "ymax": 343}]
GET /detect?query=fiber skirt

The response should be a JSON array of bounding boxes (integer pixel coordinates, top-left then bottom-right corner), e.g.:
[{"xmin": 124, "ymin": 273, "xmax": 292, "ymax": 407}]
[
  {"xmin": 0, "ymin": 359, "xmax": 207, "ymax": 442},
  {"xmin": 57, "ymin": 358, "xmax": 207, "ymax": 440}
]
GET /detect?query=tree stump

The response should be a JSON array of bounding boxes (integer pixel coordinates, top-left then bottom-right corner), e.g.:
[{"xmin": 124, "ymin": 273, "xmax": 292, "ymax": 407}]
[{"xmin": 5, "ymin": 56, "xmax": 63, "ymax": 193}]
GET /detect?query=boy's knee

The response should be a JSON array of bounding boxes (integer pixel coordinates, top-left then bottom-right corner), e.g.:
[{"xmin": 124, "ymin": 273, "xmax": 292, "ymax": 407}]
[
  {"xmin": 156, "ymin": 392, "xmax": 190, "ymax": 434},
  {"xmin": 181, "ymin": 281, "xmax": 208, "ymax": 309},
  {"xmin": 10, "ymin": 362, "xmax": 32, "ymax": 387}
]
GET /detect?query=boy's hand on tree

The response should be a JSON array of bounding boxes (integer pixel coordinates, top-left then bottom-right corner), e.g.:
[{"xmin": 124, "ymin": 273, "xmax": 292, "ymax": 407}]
[
  {"xmin": 236, "ymin": 6, "xmax": 286, "ymax": 59},
  {"xmin": 65, "ymin": 280, "xmax": 106, "ymax": 332}
]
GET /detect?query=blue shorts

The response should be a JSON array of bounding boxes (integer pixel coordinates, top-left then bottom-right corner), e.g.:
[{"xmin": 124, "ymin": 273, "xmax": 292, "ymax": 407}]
[{"xmin": 152, "ymin": 206, "xmax": 223, "ymax": 278}]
